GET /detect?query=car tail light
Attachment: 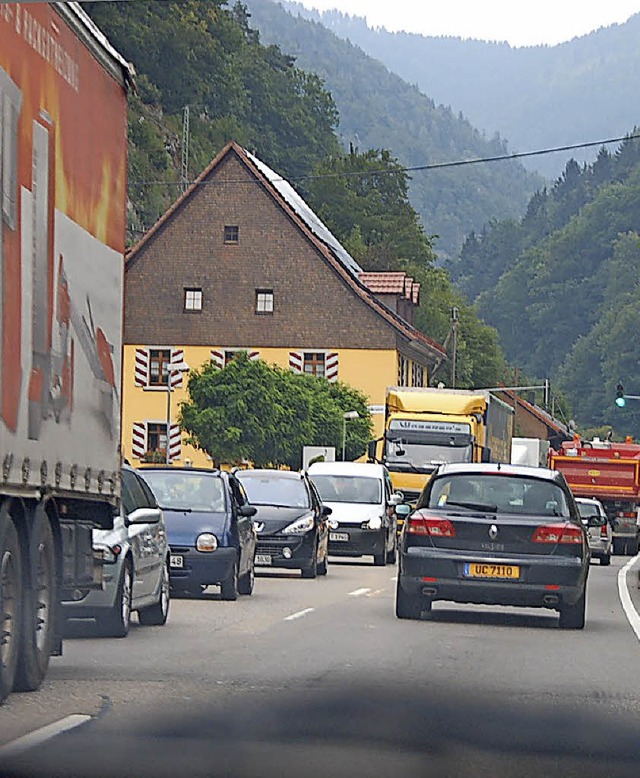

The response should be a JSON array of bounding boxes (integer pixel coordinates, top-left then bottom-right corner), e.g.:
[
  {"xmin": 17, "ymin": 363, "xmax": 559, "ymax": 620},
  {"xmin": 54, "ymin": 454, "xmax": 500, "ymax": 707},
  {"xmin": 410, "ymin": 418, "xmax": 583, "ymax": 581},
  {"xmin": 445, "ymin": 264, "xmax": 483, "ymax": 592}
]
[
  {"xmin": 600, "ymin": 523, "xmax": 609, "ymax": 538},
  {"xmin": 532, "ymin": 523, "xmax": 583, "ymax": 544},
  {"xmin": 407, "ymin": 513, "xmax": 456, "ymax": 538}
]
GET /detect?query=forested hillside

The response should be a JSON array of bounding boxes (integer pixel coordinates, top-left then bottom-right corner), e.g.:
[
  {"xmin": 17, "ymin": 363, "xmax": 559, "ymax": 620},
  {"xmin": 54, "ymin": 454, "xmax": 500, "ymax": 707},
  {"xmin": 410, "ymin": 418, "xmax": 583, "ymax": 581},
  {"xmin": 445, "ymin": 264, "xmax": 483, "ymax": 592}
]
[
  {"xmin": 284, "ymin": 2, "xmax": 640, "ymax": 179},
  {"xmin": 244, "ymin": 0, "xmax": 541, "ymax": 259},
  {"xmin": 451, "ymin": 139, "xmax": 640, "ymax": 435},
  {"xmin": 83, "ymin": 0, "xmax": 508, "ymax": 389}
]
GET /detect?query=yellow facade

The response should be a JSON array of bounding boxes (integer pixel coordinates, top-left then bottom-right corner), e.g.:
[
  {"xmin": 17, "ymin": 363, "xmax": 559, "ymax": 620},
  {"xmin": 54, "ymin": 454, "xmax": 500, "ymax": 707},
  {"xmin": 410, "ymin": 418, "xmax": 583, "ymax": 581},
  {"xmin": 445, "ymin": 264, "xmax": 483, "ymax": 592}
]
[{"xmin": 121, "ymin": 345, "xmax": 405, "ymax": 468}]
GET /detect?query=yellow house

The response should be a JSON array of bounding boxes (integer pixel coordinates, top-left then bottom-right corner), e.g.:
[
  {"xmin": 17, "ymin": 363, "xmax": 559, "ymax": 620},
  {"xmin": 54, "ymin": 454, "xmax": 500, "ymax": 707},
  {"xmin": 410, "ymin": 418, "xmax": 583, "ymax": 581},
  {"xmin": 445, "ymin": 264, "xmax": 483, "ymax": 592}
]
[{"xmin": 122, "ymin": 142, "xmax": 445, "ymax": 467}]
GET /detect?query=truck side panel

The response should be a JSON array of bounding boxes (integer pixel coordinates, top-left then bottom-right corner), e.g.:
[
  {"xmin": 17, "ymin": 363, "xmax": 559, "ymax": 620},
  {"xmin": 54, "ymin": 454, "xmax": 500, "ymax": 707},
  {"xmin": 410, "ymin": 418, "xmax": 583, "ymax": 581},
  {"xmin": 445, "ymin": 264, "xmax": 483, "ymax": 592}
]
[
  {"xmin": 484, "ymin": 395, "xmax": 514, "ymax": 463},
  {"xmin": 0, "ymin": 3, "xmax": 127, "ymax": 497}
]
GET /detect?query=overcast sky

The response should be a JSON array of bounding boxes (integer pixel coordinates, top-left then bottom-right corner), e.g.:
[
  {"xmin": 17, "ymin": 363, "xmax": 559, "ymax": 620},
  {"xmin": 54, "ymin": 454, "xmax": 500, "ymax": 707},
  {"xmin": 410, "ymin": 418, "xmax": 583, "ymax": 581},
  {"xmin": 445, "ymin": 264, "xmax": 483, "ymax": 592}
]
[{"xmin": 294, "ymin": 1, "xmax": 640, "ymax": 47}]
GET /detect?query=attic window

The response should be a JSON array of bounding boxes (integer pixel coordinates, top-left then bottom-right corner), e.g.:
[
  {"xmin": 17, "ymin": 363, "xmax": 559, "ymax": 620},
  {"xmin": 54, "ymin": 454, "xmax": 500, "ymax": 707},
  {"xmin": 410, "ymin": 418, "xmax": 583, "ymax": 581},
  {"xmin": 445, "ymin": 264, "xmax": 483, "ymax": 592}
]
[
  {"xmin": 184, "ymin": 288, "xmax": 202, "ymax": 311},
  {"xmin": 255, "ymin": 289, "xmax": 274, "ymax": 314},
  {"xmin": 224, "ymin": 225, "xmax": 239, "ymax": 244}
]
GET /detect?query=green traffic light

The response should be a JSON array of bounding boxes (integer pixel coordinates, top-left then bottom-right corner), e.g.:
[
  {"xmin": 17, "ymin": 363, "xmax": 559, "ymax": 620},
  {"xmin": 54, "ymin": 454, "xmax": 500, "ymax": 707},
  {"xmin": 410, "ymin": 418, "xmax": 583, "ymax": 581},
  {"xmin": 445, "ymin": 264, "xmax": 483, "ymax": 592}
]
[{"xmin": 616, "ymin": 396, "xmax": 626, "ymax": 407}]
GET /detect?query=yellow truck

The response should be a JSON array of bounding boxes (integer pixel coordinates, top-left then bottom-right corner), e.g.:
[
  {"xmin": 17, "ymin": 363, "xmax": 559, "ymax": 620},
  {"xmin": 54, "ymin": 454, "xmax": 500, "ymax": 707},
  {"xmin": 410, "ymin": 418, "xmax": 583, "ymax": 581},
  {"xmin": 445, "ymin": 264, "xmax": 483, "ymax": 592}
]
[{"xmin": 368, "ymin": 387, "xmax": 514, "ymax": 506}]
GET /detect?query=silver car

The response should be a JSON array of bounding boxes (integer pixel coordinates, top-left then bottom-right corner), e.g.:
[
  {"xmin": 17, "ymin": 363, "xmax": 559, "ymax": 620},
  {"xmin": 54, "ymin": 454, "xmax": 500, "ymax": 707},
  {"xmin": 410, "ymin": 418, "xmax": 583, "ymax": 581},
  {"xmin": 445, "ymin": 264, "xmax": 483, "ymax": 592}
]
[
  {"xmin": 575, "ymin": 497, "xmax": 612, "ymax": 566},
  {"xmin": 62, "ymin": 466, "xmax": 170, "ymax": 636}
]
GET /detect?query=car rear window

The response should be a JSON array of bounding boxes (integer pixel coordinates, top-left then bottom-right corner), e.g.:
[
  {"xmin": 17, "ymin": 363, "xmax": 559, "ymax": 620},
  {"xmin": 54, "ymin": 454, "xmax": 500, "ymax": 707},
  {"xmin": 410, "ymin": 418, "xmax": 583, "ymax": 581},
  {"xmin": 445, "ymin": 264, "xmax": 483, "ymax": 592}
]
[
  {"xmin": 311, "ymin": 475, "xmax": 382, "ymax": 504},
  {"xmin": 422, "ymin": 473, "xmax": 570, "ymax": 517}
]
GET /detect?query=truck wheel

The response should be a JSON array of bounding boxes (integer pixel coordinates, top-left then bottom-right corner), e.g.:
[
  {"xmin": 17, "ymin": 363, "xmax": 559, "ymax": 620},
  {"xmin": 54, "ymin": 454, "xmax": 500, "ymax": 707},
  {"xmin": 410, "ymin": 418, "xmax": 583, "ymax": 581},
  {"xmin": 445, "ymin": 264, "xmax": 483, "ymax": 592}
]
[
  {"xmin": 138, "ymin": 562, "xmax": 170, "ymax": 626},
  {"xmin": 14, "ymin": 509, "xmax": 57, "ymax": 692},
  {"xmin": 559, "ymin": 590, "xmax": 586, "ymax": 630},
  {"xmin": 613, "ymin": 538, "xmax": 624, "ymax": 556},
  {"xmin": 99, "ymin": 559, "xmax": 133, "ymax": 638},
  {"xmin": 0, "ymin": 507, "xmax": 23, "ymax": 703},
  {"xmin": 628, "ymin": 538, "xmax": 639, "ymax": 557},
  {"xmin": 373, "ymin": 543, "xmax": 387, "ymax": 566}
]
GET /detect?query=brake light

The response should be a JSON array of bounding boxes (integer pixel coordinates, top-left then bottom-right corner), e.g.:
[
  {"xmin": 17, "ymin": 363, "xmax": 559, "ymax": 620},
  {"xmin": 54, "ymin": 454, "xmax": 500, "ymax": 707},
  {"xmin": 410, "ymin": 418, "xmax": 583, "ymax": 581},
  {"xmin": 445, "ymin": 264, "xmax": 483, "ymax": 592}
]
[
  {"xmin": 532, "ymin": 523, "xmax": 583, "ymax": 544},
  {"xmin": 407, "ymin": 513, "xmax": 456, "ymax": 538},
  {"xmin": 600, "ymin": 523, "xmax": 609, "ymax": 539}
]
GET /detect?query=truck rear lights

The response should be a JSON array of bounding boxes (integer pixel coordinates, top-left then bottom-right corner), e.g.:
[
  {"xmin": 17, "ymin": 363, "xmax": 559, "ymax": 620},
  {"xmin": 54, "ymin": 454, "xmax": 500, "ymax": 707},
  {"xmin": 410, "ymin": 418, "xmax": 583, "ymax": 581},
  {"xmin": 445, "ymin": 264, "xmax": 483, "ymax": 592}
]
[
  {"xmin": 407, "ymin": 513, "xmax": 456, "ymax": 538},
  {"xmin": 532, "ymin": 523, "xmax": 583, "ymax": 544}
]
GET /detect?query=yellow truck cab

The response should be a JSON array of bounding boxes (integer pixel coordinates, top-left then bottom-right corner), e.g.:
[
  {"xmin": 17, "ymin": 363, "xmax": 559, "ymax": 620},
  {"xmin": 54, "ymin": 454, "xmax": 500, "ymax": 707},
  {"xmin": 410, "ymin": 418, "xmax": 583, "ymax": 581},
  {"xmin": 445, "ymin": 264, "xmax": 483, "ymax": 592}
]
[{"xmin": 369, "ymin": 388, "xmax": 514, "ymax": 510}]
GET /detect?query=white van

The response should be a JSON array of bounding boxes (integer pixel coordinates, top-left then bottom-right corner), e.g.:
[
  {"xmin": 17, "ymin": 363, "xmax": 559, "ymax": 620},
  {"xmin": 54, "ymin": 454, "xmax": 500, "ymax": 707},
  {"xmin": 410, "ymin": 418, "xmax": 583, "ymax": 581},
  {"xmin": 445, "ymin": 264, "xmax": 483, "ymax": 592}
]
[{"xmin": 307, "ymin": 461, "xmax": 401, "ymax": 565}]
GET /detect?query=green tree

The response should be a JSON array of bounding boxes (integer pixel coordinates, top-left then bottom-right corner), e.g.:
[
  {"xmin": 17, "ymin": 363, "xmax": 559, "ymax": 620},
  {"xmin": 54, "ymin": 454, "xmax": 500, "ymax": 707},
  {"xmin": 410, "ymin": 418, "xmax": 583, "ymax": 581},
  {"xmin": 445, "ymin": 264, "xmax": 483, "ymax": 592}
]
[{"xmin": 179, "ymin": 353, "xmax": 372, "ymax": 468}]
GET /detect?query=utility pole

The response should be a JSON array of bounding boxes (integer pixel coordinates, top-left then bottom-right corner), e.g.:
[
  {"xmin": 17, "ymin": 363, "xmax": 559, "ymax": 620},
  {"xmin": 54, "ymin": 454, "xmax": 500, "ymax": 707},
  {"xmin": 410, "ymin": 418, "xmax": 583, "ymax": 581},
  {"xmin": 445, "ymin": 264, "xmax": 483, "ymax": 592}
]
[
  {"xmin": 450, "ymin": 306, "xmax": 459, "ymax": 389},
  {"xmin": 181, "ymin": 105, "xmax": 190, "ymax": 193}
]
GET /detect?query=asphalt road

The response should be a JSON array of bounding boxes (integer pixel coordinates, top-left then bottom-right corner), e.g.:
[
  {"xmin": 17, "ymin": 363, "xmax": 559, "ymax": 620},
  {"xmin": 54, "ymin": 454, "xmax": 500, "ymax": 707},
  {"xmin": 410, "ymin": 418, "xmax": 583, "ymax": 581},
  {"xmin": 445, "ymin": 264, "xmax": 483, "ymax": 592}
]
[{"xmin": 1, "ymin": 554, "xmax": 640, "ymax": 776}]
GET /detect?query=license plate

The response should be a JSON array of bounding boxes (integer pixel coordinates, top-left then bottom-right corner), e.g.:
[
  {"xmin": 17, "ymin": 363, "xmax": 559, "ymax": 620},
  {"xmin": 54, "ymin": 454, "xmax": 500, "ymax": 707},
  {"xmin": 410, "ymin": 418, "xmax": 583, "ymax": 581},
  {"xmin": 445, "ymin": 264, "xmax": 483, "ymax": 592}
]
[
  {"xmin": 255, "ymin": 554, "xmax": 272, "ymax": 565},
  {"xmin": 330, "ymin": 532, "xmax": 349, "ymax": 542},
  {"xmin": 169, "ymin": 555, "xmax": 184, "ymax": 569},
  {"xmin": 464, "ymin": 562, "xmax": 520, "ymax": 579}
]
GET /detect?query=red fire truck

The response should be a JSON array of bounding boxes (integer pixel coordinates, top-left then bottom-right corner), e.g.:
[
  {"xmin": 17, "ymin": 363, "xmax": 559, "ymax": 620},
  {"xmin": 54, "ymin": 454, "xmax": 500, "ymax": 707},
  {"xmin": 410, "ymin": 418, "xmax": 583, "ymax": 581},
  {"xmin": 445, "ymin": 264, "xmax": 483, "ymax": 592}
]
[{"xmin": 549, "ymin": 438, "xmax": 640, "ymax": 555}]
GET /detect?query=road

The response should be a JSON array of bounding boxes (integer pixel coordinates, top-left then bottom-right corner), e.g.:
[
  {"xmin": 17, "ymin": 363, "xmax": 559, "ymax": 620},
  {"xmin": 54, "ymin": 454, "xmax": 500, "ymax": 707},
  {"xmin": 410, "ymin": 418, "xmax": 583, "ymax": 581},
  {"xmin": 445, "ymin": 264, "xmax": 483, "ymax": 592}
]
[{"xmin": 1, "ymin": 554, "xmax": 640, "ymax": 776}]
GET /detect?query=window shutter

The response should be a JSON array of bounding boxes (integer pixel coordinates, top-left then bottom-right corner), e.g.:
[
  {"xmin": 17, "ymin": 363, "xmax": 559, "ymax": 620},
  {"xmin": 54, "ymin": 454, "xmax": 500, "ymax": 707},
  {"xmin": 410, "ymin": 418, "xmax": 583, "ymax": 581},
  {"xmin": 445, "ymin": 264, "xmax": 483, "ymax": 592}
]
[
  {"xmin": 248, "ymin": 350, "xmax": 260, "ymax": 361},
  {"xmin": 131, "ymin": 422, "xmax": 147, "ymax": 459},
  {"xmin": 325, "ymin": 352, "xmax": 339, "ymax": 383},
  {"xmin": 134, "ymin": 348, "xmax": 150, "ymax": 387},
  {"xmin": 168, "ymin": 424, "xmax": 182, "ymax": 462},
  {"xmin": 210, "ymin": 349, "xmax": 225, "ymax": 369},
  {"xmin": 170, "ymin": 348, "xmax": 185, "ymax": 388},
  {"xmin": 289, "ymin": 351, "xmax": 303, "ymax": 374}
]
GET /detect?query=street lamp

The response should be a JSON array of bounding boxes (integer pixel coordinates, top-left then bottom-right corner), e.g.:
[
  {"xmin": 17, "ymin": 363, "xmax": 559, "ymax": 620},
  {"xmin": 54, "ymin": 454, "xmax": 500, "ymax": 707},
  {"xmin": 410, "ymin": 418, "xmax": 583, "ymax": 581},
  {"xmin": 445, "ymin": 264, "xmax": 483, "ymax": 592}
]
[
  {"xmin": 166, "ymin": 359, "xmax": 190, "ymax": 465},
  {"xmin": 342, "ymin": 410, "xmax": 360, "ymax": 461}
]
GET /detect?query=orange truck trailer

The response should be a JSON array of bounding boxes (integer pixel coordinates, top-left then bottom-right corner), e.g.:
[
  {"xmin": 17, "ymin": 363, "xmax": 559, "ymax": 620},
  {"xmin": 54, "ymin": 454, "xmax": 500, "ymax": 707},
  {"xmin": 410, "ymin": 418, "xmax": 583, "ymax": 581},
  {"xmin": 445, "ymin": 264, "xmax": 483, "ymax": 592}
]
[
  {"xmin": 549, "ymin": 438, "xmax": 640, "ymax": 556},
  {"xmin": 0, "ymin": 3, "xmax": 133, "ymax": 703}
]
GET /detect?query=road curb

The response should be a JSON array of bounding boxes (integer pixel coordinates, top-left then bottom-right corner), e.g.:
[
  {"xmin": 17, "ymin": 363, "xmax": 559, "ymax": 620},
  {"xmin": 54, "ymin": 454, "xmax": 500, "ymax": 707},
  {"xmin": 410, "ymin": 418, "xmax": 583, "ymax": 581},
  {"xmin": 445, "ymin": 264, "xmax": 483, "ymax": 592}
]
[{"xmin": 617, "ymin": 554, "xmax": 640, "ymax": 642}]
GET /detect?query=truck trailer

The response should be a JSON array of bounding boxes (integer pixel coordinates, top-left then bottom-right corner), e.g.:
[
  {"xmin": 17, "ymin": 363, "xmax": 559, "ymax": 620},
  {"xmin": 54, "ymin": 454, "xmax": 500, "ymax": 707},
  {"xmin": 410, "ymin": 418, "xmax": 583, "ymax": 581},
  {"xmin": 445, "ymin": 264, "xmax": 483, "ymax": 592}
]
[
  {"xmin": 368, "ymin": 387, "xmax": 514, "ymax": 505},
  {"xmin": 0, "ymin": 3, "xmax": 132, "ymax": 702},
  {"xmin": 549, "ymin": 438, "xmax": 640, "ymax": 556}
]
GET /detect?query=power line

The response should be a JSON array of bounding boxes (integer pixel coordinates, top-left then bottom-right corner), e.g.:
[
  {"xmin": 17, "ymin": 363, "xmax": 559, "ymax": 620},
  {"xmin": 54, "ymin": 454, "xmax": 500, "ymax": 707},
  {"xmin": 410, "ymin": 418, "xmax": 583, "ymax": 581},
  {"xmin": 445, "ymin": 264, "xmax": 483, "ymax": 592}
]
[{"xmin": 129, "ymin": 132, "xmax": 640, "ymax": 188}]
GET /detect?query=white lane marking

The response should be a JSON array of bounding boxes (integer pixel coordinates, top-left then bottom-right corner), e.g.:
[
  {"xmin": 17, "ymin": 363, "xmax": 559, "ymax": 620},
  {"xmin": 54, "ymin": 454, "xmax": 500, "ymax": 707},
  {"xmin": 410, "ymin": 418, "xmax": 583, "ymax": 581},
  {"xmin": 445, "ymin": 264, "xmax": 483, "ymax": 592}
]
[
  {"xmin": 366, "ymin": 588, "xmax": 385, "ymax": 597},
  {"xmin": 284, "ymin": 607, "xmax": 315, "ymax": 621},
  {"xmin": 390, "ymin": 576, "xmax": 397, "ymax": 582},
  {"xmin": 0, "ymin": 714, "xmax": 92, "ymax": 758},
  {"xmin": 349, "ymin": 588, "xmax": 371, "ymax": 597},
  {"xmin": 617, "ymin": 554, "xmax": 640, "ymax": 642}
]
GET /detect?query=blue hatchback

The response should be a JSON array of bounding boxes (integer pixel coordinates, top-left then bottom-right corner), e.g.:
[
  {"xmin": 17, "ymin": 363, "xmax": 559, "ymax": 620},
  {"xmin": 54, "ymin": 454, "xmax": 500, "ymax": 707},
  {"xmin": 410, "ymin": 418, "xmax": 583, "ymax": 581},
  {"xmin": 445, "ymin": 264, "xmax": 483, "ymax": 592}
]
[{"xmin": 138, "ymin": 468, "xmax": 257, "ymax": 600}]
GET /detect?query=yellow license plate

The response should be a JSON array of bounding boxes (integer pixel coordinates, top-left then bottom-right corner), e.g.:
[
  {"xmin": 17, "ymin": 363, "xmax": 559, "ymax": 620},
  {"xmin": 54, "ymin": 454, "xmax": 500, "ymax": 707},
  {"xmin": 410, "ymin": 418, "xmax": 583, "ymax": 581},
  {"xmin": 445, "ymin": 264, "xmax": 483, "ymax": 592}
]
[{"xmin": 465, "ymin": 562, "xmax": 520, "ymax": 579}]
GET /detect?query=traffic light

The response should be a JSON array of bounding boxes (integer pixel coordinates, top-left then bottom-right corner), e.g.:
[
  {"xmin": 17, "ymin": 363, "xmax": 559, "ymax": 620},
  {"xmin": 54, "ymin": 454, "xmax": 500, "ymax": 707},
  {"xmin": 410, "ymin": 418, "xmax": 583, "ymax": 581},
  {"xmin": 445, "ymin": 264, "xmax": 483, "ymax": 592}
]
[{"xmin": 616, "ymin": 384, "xmax": 626, "ymax": 407}]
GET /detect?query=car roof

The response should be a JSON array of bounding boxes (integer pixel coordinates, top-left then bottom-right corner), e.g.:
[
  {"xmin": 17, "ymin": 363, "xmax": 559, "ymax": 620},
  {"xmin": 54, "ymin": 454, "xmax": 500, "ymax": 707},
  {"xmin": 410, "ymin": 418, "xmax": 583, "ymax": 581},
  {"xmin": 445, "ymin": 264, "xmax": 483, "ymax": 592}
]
[
  {"xmin": 433, "ymin": 462, "xmax": 562, "ymax": 482},
  {"xmin": 575, "ymin": 497, "xmax": 604, "ymax": 505},
  {"xmin": 235, "ymin": 468, "xmax": 305, "ymax": 480},
  {"xmin": 307, "ymin": 461, "xmax": 385, "ymax": 478},
  {"xmin": 137, "ymin": 466, "xmax": 225, "ymax": 478}
]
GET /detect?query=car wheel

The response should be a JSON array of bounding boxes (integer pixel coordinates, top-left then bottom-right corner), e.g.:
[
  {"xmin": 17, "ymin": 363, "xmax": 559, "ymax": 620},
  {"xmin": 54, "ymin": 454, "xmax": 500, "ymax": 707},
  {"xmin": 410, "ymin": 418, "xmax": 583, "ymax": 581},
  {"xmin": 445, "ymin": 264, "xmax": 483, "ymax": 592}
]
[
  {"xmin": 301, "ymin": 550, "xmax": 318, "ymax": 579},
  {"xmin": 600, "ymin": 554, "xmax": 611, "ymax": 566},
  {"xmin": 387, "ymin": 534, "xmax": 397, "ymax": 565},
  {"xmin": 612, "ymin": 538, "xmax": 624, "ymax": 556},
  {"xmin": 237, "ymin": 559, "xmax": 255, "ymax": 596},
  {"xmin": 99, "ymin": 559, "xmax": 133, "ymax": 638},
  {"xmin": 395, "ymin": 583, "xmax": 427, "ymax": 620},
  {"xmin": 628, "ymin": 538, "xmax": 639, "ymax": 556},
  {"xmin": 220, "ymin": 560, "xmax": 239, "ymax": 601},
  {"xmin": 373, "ymin": 541, "xmax": 387, "ymax": 567},
  {"xmin": 558, "ymin": 590, "xmax": 586, "ymax": 630},
  {"xmin": 138, "ymin": 562, "xmax": 170, "ymax": 626}
]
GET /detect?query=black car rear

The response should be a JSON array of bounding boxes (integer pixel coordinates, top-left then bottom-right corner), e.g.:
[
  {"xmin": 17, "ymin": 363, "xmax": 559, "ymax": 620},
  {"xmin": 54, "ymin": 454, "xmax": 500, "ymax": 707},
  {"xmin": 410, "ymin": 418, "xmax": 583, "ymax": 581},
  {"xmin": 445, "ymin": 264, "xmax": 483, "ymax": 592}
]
[{"xmin": 396, "ymin": 463, "xmax": 590, "ymax": 628}]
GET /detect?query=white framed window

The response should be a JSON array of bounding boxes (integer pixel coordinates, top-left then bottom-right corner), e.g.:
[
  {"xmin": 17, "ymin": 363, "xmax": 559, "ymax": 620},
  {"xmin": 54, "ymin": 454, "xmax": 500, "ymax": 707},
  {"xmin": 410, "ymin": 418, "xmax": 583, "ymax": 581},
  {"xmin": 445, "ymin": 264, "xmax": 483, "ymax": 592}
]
[
  {"xmin": 255, "ymin": 289, "xmax": 274, "ymax": 314},
  {"xmin": 184, "ymin": 287, "xmax": 202, "ymax": 311},
  {"xmin": 224, "ymin": 225, "xmax": 239, "ymax": 244}
]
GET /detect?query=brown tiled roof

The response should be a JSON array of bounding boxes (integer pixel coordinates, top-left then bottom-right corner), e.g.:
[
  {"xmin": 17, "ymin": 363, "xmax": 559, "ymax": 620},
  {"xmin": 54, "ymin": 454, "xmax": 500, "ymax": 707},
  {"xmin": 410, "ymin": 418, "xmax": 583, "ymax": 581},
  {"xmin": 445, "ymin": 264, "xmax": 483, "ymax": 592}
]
[
  {"xmin": 126, "ymin": 142, "xmax": 446, "ymax": 359},
  {"xmin": 497, "ymin": 389, "xmax": 567, "ymax": 434},
  {"xmin": 358, "ymin": 272, "xmax": 408, "ymax": 294}
]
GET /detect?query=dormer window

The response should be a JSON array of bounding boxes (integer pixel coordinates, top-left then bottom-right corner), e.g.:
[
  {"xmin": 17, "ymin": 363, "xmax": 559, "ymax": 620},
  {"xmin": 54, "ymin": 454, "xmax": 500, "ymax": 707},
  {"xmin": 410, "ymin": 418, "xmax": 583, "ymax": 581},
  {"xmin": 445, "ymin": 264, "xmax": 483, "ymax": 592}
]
[
  {"xmin": 224, "ymin": 225, "xmax": 239, "ymax": 244},
  {"xmin": 255, "ymin": 289, "xmax": 274, "ymax": 314},
  {"xmin": 184, "ymin": 287, "xmax": 202, "ymax": 311}
]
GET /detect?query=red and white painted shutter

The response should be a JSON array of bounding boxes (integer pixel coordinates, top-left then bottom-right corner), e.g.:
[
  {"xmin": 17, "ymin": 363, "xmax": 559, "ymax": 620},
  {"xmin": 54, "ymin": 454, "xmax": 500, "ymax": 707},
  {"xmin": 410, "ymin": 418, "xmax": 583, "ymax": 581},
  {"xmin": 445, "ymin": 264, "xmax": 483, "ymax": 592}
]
[
  {"xmin": 134, "ymin": 348, "xmax": 149, "ymax": 386},
  {"xmin": 168, "ymin": 424, "xmax": 182, "ymax": 462},
  {"xmin": 289, "ymin": 351, "xmax": 303, "ymax": 374},
  {"xmin": 210, "ymin": 349, "xmax": 225, "ymax": 369},
  {"xmin": 132, "ymin": 422, "xmax": 147, "ymax": 459},
  {"xmin": 248, "ymin": 350, "xmax": 260, "ymax": 361},
  {"xmin": 170, "ymin": 348, "xmax": 185, "ymax": 388},
  {"xmin": 325, "ymin": 352, "xmax": 339, "ymax": 383}
]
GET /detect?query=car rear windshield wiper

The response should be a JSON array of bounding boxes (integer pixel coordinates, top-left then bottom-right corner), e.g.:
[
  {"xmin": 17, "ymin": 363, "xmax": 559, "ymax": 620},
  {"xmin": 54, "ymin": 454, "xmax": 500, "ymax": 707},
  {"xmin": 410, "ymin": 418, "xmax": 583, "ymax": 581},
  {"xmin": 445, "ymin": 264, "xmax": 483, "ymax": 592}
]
[{"xmin": 445, "ymin": 500, "xmax": 499, "ymax": 513}]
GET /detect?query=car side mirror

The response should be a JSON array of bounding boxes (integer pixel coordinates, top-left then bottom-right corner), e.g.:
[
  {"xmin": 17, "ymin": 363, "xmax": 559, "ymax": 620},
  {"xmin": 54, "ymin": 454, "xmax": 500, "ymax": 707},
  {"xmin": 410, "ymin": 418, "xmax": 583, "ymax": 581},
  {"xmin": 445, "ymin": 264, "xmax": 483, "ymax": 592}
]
[
  {"xmin": 395, "ymin": 503, "xmax": 411, "ymax": 518},
  {"xmin": 321, "ymin": 505, "xmax": 332, "ymax": 517},
  {"xmin": 125, "ymin": 507, "xmax": 161, "ymax": 526},
  {"xmin": 238, "ymin": 504, "xmax": 257, "ymax": 518},
  {"xmin": 587, "ymin": 516, "xmax": 604, "ymax": 527},
  {"xmin": 389, "ymin": 492, "xmax": 404, "ymax": 506}
]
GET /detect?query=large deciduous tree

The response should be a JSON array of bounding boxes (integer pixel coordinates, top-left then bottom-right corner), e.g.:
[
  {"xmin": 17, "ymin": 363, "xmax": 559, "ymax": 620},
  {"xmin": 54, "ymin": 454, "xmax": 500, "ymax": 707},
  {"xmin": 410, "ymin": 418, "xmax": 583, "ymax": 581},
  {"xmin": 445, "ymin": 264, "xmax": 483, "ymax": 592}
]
[{"xmin": 179, "ymin": 353, "xmax": 372, "ymax": 468}]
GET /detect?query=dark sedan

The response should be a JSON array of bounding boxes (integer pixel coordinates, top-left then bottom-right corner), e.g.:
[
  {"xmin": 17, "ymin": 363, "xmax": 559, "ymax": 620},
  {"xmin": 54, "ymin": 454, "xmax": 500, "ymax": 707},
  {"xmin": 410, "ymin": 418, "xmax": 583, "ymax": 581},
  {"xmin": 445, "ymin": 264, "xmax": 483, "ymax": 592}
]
[
  {"xmin": 235, "ymin": 469, "xmax": 330, "ymax": 578},
  {"xmin": 138, "ymin": 467, "xmax": 257, "ymax": 600},
  {"xmin": 396, "ymin": 463, "xmax": 590, "ymax": 628}
]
